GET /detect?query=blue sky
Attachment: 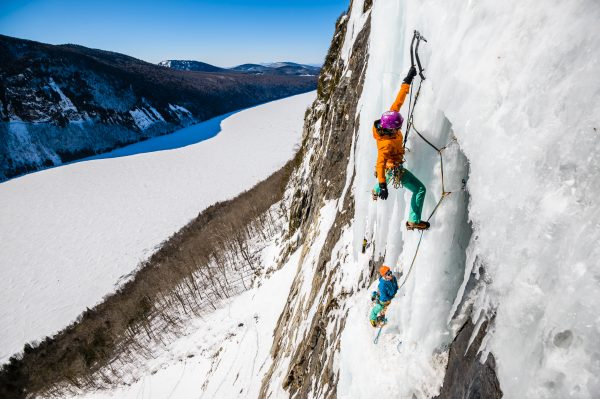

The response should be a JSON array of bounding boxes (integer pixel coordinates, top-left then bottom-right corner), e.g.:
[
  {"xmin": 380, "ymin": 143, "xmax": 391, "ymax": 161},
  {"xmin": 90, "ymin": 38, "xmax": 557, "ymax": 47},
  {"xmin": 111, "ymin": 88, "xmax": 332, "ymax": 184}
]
[{"xmin": 0, "ymin": 0, "xmax": 348, "ymax": 66}]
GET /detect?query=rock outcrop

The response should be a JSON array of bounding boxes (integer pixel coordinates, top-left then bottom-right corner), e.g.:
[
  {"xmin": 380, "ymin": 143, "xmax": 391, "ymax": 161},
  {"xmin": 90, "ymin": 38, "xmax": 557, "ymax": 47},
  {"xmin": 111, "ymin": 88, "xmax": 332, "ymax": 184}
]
[{"xmin": 259, "ymin": 3, "xmax": 372, "ymax": 397}]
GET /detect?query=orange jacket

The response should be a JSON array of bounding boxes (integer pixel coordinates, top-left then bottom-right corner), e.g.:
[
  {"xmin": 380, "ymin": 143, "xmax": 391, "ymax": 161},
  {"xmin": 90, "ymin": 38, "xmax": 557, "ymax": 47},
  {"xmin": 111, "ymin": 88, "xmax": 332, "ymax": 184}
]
[{"xmin": 373, "ymin": 83, "xmax": 411, "ymax": 183}]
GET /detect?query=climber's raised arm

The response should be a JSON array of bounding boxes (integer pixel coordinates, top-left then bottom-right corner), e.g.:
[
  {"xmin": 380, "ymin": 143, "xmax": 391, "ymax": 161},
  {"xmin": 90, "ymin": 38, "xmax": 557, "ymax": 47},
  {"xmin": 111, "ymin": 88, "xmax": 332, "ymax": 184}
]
[{"xmin": 390, "ymin": 66, "xmax": 417, "ymax": 112}]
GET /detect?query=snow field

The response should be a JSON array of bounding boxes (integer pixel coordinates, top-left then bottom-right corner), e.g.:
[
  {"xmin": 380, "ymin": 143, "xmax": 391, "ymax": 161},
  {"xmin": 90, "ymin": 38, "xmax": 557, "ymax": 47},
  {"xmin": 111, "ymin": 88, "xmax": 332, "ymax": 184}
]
[{"xmin": 0, "ymin": 92, "xmax": 315, "ymax": 363}]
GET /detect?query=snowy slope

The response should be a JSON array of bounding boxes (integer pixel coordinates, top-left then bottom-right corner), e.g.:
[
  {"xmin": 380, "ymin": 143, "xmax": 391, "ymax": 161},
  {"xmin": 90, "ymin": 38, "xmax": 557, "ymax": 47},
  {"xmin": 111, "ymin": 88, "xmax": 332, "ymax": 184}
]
[
  {"xmin": 61, "ymin": 230, "xmax": 302, "ymax": 399},
  {"xmin": 0, "ymin": 92, "xmax": 315, "ymax": 363}
]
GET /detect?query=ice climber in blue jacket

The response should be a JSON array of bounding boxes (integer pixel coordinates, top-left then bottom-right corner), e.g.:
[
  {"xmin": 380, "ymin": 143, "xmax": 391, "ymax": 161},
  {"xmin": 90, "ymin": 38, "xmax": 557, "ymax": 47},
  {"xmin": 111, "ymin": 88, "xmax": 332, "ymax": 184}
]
[{"xmin": 370, "ymin": 265, "xmax": 399, "ymax": 327}]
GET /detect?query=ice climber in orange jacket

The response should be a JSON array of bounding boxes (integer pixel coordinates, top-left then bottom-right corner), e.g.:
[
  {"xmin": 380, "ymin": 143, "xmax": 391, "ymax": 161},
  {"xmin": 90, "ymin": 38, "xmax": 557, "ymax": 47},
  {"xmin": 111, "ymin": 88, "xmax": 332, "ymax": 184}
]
[{"xmin": 372, "ymin": 66, "xmax": 429, "ymax": 231}]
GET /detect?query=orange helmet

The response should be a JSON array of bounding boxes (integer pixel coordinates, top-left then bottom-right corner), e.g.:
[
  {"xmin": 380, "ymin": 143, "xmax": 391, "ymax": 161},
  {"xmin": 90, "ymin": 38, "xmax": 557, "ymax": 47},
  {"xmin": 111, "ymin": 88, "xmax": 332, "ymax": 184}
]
[{"xmin": 379, "ymin": 265, "xmax": 391, "ymax": 277}]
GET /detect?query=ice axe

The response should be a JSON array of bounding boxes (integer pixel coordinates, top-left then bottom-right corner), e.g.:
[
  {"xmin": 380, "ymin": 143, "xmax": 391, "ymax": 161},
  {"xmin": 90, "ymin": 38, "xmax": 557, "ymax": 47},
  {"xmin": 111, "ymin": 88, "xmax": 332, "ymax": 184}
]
[{"xmin": 410, "ymin": 30, "xmax": 427, "ymax": 80}]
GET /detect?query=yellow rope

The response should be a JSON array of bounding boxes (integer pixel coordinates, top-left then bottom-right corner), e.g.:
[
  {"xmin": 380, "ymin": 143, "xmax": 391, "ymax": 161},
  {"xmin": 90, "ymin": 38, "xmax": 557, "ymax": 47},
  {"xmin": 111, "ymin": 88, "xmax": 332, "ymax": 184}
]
[{"xmin": 398, "ymin": 124, "xmax": 456, "ymax": 289}]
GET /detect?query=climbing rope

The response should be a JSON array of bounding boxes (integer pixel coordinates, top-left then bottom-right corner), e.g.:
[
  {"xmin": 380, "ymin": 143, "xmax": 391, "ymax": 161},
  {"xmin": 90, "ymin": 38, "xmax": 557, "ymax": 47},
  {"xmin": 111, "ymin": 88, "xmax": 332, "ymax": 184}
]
[
  {"xmin": 397, "ymin": 111, "xmax": 461, "ymax": 289},
  {"xmin": 366, "ymin": 30, "xmax": 462, "ymax": 289},
  {"xmin": 398, "ymin": 90, "xmax": 457, "ymax": 289},
  {"xmin": 396, "ymin": 31, "xmax": 459, "ymax": 290},
  {"xmin": 366, "ymin": 31, "xmax": 468, "ymax": 342},
  {"xmin": 397, "ymin": 145, "xmax": 453, "ymax": 290},
  {"xmin": 397, "ymin": 143, "xmax": 453, "ymax": 290}
]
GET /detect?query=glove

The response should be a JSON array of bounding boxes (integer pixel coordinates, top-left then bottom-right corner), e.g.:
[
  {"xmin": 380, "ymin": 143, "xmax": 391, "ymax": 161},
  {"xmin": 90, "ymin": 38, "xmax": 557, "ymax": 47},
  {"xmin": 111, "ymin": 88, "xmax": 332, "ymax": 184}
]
[
  {"xmin": 378, "ymin": 182, "xmax": 388, "ymax": 200},
  {"xmin": 403, "ymin": 66, "xmax": 417, "ymax": 84}
]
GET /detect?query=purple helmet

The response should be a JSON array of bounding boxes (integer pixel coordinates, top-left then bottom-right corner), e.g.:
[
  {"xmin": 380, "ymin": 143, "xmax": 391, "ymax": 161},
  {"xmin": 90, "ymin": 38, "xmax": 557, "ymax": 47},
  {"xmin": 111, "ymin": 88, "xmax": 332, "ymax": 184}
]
[{"xmin": 380, "ymin": 111, "xmax": 404, "ymax": 130}]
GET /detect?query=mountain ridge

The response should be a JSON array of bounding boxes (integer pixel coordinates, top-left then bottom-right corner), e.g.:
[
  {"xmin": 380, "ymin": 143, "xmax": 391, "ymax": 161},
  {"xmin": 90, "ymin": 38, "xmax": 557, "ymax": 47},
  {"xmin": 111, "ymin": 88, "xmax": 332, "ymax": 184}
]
[
  {"xmin": 159, "ymin": 59, "xmax": 321, "ymax": 76},
  {"xmin": 0, "ymin": 34, "xmax": 316, "ymax": 181}
]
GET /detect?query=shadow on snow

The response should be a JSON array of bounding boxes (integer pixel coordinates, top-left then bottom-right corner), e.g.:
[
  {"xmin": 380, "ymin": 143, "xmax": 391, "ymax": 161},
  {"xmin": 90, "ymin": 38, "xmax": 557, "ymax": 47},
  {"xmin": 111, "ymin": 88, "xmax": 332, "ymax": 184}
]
[{"xmin": 80, "ymin": 110, "xmax": 239, "ymax": 162}]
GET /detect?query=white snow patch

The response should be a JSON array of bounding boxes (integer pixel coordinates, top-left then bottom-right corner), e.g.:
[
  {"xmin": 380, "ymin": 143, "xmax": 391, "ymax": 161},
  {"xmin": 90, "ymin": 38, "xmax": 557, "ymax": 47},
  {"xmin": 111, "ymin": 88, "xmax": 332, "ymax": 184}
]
[
  {"xmin": 48, "ymin": 77, "xmax": 78, "ymax": 113},
  {"xmin": 129, "ymin": 108, "xmax": 157, "ymax": 130},
  {"xmin": 340, "ymin": 0, "xmax": 369, "ymax": 64},
  {"xmin": 147, "ymin": 106, "xmax": 165, "ymax": 122},
  {"xmin": 169, "ymin": 104, "xmax": 192, "ymax": 115}
]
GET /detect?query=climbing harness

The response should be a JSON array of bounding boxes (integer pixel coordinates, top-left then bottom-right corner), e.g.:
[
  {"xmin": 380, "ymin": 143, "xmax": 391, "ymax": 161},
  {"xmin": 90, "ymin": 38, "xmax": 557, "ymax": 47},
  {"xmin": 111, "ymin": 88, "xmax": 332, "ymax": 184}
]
[{"xmin": 390, "ymin": 164, "xmax": 405, "ymax": 189}]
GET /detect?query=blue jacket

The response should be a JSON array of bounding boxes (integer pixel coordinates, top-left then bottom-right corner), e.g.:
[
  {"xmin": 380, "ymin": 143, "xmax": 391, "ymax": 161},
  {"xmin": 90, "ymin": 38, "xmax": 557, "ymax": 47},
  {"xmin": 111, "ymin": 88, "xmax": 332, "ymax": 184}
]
[{"xmin": 378, "ymin": 276, "xmax": 399, "ymax": 302}]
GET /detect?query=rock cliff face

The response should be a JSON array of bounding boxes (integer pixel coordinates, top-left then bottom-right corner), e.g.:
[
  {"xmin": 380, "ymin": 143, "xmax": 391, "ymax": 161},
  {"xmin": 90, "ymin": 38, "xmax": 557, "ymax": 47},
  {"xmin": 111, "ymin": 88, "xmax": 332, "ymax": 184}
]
[
  {"xmin": 0, "ymin": 35, "xmax": 316, "ymax": 181},
  {"xmin": 259, "ymin": 7, "xmax": 370, "ymax": 397},
  {"xmin": 436, "ymin": 320, "xmax": 501, "ymax": 399}
]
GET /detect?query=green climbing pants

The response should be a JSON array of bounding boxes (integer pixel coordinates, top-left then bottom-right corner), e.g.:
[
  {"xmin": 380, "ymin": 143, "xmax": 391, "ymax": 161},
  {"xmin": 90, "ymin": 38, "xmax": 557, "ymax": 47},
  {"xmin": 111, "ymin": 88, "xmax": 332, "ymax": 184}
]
[
  {"xmin": 369, "ymin": 300, "xmax": 391, "ymax": 321},
  {"xmin": 373, "ymin": 167, "xmax": 426, "ymax": 223}
]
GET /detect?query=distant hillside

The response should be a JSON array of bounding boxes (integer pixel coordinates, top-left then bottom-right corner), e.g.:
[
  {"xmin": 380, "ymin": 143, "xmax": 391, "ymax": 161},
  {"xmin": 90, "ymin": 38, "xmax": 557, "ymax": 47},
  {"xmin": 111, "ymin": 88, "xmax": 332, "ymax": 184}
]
[
  {"xmin": 273, "ymin": 64, "xmax": 322, "ymax": 76},
  {"xmin": 0, "ymin": 35, "xmax": 317, "ymax": 181},
  {"xmin": 232, "ymin": 62, "xmax": 321, "ymax": 76},
  {"xmin": 157, "ymin": 60, "xmax": 226, "ymax": 72},
  {"xmin": 230, "ymin": 63, "xmax": 275, "ymax": 74},
  {"xmin": 161, "ymin": 60, "xmax": 321, "ymax": 76}
]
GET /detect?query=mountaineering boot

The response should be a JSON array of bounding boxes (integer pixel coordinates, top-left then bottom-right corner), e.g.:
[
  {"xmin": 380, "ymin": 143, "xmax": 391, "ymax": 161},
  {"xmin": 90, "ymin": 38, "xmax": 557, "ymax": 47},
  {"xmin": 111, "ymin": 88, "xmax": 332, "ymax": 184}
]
[
  {"xmin": 406, "ymin": 220, "xmax": 430, "ymax": 231},
  {"xmin": 376, "ymin": 315, "xmax": 388, "ymax": 327},
  {"xmin": 370, "ymin": 318, "xmax": 387, "ymax": 328}
]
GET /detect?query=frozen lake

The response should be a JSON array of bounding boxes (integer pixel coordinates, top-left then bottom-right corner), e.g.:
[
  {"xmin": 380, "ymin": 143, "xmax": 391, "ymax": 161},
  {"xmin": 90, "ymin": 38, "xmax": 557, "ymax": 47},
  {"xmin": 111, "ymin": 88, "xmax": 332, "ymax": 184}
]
[{"xmin": 0, "ymin": 91, "xmax": 315, "ymax": 362}]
